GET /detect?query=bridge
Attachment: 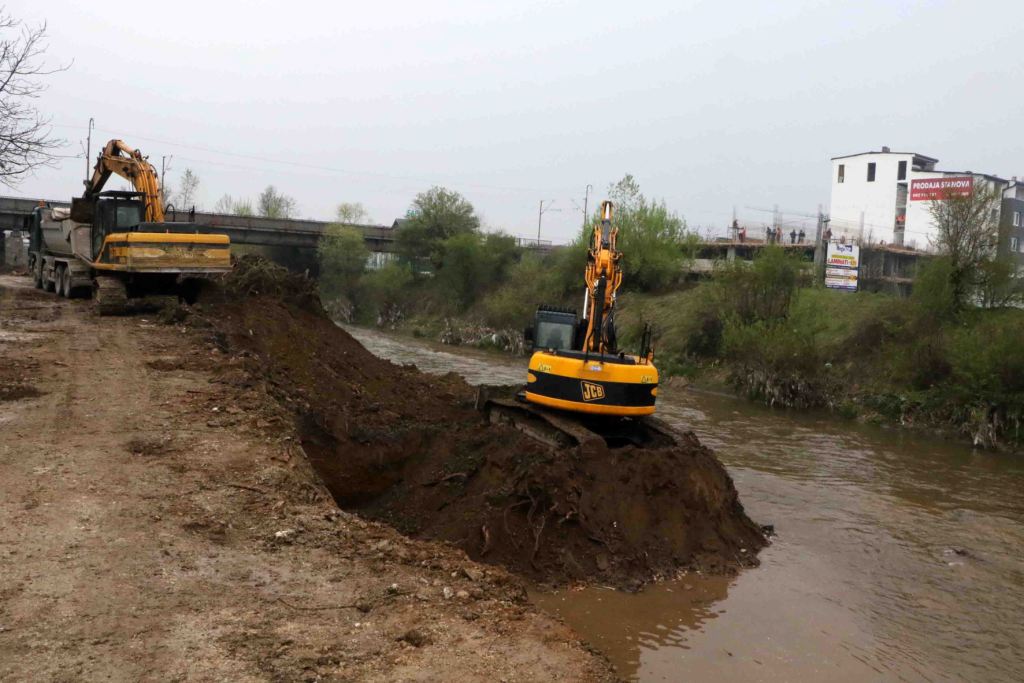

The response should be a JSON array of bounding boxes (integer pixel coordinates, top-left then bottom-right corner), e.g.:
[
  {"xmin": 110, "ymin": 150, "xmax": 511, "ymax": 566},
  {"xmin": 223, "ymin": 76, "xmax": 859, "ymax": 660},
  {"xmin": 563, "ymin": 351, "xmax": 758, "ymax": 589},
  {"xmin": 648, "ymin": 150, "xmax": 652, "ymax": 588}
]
[{"xmin": 0, "ymin": 195, "xmax": 397, "ymax": 252}]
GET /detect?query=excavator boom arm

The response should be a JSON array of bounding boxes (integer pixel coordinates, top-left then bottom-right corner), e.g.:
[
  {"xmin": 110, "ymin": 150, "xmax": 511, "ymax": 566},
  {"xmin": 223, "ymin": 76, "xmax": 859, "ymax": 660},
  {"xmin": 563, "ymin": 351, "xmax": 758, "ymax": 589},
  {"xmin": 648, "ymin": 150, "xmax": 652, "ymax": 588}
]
[
  {"xmin": 85, "ymin": 139, "xmax": 165, "ymax": 222},
  {"xmin": 582, "ymin": 201, "xmax": 623, "ymax": 354}
]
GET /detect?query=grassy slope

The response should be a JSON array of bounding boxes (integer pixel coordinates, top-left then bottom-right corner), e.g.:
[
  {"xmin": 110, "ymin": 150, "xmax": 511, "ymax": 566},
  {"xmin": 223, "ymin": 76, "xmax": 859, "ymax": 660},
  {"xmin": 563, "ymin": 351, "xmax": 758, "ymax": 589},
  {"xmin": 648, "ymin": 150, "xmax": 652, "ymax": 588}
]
[{"xmin": 616, "ymin": 285, "xmax": 1024, "ymax": 449}]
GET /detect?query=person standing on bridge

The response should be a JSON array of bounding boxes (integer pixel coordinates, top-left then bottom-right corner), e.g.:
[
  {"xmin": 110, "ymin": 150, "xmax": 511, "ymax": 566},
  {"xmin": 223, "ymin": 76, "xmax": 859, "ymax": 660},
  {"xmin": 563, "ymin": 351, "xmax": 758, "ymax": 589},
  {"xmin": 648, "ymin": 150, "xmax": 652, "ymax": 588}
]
[
  {"xmin": 790, "ymin": 229, "xmax": 797, "ymax": 244},
  {"xmin": 798, "ymin": 228, "xmax": 806, "ymax": 243}
]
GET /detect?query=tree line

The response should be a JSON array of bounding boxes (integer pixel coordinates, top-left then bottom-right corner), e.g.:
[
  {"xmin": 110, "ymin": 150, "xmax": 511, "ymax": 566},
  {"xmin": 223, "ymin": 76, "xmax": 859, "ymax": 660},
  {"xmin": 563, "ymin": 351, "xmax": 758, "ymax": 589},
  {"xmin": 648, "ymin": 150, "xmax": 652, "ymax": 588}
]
[{"xmin": 317, "ymin": 175, "xmax": 695, "ymax": 327}]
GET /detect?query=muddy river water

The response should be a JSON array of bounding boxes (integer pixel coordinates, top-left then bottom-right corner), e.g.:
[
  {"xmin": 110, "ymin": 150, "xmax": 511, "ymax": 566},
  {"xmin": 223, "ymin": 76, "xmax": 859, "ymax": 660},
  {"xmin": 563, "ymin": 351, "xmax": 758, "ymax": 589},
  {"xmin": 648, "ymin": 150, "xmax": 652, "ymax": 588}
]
[{"xmin": 345, "ymin": 326, "xmax": 1024, "ymax": 682}]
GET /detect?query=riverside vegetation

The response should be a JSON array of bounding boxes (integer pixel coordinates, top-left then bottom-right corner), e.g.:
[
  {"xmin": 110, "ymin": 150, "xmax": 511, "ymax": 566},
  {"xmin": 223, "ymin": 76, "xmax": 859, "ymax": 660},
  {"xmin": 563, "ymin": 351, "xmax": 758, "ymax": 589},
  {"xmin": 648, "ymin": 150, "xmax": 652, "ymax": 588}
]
[{"xmin": 318, "ymin": 179, "xmax": 1024, "ymax": 451}]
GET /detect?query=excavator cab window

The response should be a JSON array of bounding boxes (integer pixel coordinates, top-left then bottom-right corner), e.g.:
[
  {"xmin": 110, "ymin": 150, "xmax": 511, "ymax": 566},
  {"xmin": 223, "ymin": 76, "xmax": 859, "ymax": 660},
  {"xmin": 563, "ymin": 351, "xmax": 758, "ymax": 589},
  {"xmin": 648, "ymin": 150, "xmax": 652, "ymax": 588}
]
[
  {"xmin": 533, "ymin": 307, "xmax": 579, "ymax": 351},
  {"xmin": 114, "ymin": 204, "xmax": 142, "ymax": 228},
  {"xmin": 536, "ymin": 320, "xmax": 573, "ymax": 350}
]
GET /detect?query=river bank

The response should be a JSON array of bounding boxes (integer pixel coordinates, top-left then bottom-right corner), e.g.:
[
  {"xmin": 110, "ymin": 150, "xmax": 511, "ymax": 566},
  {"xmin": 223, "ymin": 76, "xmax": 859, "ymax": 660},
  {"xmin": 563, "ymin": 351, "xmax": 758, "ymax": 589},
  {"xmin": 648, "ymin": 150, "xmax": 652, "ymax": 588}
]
[
  {"xmin": 361, "ymin": 279, "xmax": 1024, "ymax": 454},
  {"xmin": 346, "ymin": 322, "xmax": 1024, "ymax": 682}
]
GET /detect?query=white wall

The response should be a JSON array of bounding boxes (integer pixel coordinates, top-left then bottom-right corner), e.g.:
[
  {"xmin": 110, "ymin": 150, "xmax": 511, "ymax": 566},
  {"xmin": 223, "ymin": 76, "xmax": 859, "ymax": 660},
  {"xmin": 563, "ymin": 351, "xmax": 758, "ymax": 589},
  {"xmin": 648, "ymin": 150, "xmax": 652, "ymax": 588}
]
[
  {"xmin": 828, "ymin": 153, "xmax": 915, "ymax": 245},
  {"xmin": 830, "ymin": 152, "xmax": 1010, "ymax": 251}
]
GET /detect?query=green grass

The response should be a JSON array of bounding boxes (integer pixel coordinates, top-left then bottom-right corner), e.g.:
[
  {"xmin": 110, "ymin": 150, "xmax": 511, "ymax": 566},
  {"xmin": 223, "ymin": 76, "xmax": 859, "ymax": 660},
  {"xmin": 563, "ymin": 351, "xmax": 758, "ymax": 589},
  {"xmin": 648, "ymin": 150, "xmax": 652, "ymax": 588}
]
[{"xmin": 616, "ymin": 283, "xmax": 1024, "ymax": 449}]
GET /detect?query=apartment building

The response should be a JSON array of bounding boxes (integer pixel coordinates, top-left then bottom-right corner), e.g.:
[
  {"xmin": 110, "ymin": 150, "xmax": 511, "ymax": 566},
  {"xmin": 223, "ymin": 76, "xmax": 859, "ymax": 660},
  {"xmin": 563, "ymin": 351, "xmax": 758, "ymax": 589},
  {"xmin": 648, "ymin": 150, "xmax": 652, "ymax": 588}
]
[{"xmin": 828, "ymin": 147, "xmax": 1012, "ymax": 253}]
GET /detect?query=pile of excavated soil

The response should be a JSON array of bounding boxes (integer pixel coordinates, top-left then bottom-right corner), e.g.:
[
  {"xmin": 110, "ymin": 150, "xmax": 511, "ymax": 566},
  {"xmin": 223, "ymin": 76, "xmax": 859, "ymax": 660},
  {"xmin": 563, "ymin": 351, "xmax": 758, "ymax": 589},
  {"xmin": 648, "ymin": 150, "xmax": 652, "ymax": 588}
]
[{"xmin": 192, "ymin": 259, "xmax": 767, "ymax": 589}]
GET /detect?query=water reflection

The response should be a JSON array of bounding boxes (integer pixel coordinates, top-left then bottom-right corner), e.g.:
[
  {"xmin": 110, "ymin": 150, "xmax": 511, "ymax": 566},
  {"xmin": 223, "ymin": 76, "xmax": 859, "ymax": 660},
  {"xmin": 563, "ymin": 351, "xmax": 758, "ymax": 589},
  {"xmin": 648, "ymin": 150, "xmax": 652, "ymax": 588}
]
[
  {"xmin": 343, "ymin": 325, "xmax": 1024, "ymax": 682},
  {"xmin": 530, "ymin": 578, "xmax": 732, "ymax": 678}
]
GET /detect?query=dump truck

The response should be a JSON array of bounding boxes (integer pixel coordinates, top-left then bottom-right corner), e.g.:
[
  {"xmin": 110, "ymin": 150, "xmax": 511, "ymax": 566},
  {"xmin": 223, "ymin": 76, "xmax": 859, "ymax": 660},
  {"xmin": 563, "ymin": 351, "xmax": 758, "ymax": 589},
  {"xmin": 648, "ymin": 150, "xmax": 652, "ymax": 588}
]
[{"xmin": 26, "ymin": 139, "xmax": 231, "ymax": 314}]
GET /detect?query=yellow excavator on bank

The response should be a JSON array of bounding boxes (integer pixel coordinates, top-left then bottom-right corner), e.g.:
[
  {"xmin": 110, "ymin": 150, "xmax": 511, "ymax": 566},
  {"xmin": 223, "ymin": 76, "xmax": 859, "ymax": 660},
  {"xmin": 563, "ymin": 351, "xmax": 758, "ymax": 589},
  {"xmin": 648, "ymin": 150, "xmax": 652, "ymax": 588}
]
[
  {"xmin": 27, "ymin": 139, "xmax": 231, "ymax": 313},
  {"xmin": 479, "ymin": 201, "xmax": 669, "ymax": 451},
  {"xmin": 523, "ymin": 200, "xmax": 658, "ymax": 416}
]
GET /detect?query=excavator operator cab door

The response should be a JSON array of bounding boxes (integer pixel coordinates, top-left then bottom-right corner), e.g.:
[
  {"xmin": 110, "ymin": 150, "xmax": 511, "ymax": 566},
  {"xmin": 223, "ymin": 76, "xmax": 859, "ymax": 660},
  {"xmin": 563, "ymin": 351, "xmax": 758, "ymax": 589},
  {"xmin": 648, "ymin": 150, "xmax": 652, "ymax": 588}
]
[{"xmin": 91, "ymin": 197, "xmax": 144, "ymax": 260}]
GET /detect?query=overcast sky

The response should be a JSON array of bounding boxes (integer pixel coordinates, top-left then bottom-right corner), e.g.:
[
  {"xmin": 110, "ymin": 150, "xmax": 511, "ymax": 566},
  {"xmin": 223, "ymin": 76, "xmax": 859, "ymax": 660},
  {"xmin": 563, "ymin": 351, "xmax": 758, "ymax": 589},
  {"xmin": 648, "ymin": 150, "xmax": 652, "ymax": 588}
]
[{"xmin": 9, "ymin": 0, "xmax": 1024, "ymax": 242}]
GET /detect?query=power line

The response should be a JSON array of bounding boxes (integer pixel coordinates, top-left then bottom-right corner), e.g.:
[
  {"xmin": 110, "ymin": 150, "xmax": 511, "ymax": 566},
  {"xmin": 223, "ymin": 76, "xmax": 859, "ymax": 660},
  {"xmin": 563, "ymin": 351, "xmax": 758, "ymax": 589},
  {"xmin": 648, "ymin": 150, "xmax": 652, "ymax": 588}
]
[{"xmin": 51, "ymin": 122, "xmax": 581, "ymax": 196}]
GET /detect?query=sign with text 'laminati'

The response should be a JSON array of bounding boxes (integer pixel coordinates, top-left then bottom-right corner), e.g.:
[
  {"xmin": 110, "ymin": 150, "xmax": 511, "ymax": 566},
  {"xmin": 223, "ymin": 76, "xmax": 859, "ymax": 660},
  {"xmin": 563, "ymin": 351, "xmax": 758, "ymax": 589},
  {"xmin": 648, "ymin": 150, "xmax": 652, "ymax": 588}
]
[
  {"xmin": 910, "ymin": 176, "xmax": 974, "ymax": 201},
  {"xmin": 825, "ymin": 243, "xmax": 860, "ymax": 292}
]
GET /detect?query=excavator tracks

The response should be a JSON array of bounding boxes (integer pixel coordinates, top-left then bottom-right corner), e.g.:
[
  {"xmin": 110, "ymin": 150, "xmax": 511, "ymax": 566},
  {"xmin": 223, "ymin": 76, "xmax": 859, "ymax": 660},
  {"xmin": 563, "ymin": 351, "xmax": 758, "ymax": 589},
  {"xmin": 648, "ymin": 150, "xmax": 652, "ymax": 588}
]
[
  {"xmin": 476, "ymin": 385, "xmax": 678, "ymax": 457},
  {"xmin": 94, "ymin": 276, "xmax": 128, "ymax": 316}
]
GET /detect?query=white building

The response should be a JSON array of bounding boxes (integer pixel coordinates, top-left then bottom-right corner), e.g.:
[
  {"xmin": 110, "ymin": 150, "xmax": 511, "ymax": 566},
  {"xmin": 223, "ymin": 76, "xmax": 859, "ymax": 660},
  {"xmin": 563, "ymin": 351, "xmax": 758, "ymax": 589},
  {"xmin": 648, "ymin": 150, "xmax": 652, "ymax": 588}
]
[{"xmin": 828, "ymin": 147, "xmax": 1010, "ymax": 251}]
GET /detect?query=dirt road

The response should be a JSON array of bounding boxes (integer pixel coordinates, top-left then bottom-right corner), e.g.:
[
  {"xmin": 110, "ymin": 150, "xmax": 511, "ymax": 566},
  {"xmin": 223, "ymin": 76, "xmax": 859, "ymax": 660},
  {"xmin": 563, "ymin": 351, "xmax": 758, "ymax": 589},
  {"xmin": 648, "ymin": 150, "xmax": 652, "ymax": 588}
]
[{"xmin": 0, "ymin": 275, "xmax": 612, "ymax": 682}]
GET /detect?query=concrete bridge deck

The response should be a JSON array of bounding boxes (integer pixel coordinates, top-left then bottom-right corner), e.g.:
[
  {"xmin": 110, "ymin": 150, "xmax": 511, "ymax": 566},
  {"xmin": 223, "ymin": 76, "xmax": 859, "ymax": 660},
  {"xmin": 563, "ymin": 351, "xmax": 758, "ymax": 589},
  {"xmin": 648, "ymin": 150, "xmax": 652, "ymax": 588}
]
[{"xmin": 0, "ymin": 195, "xmax": 396, "ymax": 251}]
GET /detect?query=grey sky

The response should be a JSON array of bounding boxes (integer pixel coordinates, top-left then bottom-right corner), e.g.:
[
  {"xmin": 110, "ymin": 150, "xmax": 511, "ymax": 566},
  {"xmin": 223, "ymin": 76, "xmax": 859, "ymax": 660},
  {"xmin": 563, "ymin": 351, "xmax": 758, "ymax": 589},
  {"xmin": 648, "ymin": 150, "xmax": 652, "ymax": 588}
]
[{"xmin": 10, "ymin": 0, "xmax": 1024, "ymax": 243}]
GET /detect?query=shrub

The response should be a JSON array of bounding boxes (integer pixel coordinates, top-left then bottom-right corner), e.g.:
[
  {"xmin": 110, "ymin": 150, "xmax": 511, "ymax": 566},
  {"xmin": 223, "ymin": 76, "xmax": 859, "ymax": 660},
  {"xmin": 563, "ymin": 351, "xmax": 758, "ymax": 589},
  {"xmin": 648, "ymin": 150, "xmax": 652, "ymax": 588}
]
[
  {"xmin": 434, "ymin": 231, "xmax": 522, "ymax": 312},
  {"xmin": 721, "ymin": 317, "xmax": 829, "ymax": 407},
  {"xmin": 911, "ymin": 256, "xmax": 957, "ymax": 322},
  {"xmin": 714, "ymin": 246, "xmax": 802, "ymax": 324},
  {"xmin": 478, "ymin": 254, "xmax": 552, "ymax": 329},
  {"xmin": 358, "ymin": 262, "xmax": 414, "ymax": 325},
  {"xmin": 615, "ymin": 198, "xmax": 690, "ymax": 291},
  {"xmin": 318, "ymin": 224, "xmax": 369, "ymax": 302}
]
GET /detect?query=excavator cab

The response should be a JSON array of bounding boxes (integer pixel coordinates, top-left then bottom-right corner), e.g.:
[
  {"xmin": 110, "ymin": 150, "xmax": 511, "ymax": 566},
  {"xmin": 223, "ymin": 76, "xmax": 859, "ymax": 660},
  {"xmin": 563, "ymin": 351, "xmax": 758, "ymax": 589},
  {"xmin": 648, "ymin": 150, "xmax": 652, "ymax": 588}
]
[
  {"xmin": 80, "ymin": 192, "xmax": 146, "ymax": 260},
  {"xmin": 527, "ymin": 306, "xmax": 579, "ymax": 351}
]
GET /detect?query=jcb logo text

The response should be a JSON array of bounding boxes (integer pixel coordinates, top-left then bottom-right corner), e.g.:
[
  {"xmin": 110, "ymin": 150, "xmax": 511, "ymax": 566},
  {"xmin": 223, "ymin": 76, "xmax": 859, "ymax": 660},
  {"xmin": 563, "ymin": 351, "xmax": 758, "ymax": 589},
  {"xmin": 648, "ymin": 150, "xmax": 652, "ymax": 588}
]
[{"xmin": 581, "ymin": 381, "xmax": 605, "ymax": 402}]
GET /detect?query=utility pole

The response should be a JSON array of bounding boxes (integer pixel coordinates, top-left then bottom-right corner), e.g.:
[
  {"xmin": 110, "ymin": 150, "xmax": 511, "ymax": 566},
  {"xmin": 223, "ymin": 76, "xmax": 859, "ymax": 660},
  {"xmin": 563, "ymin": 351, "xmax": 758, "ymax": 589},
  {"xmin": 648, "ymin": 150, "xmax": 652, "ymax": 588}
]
[
  {"xmin": 582, "ymin": 184, "xmax": 592, "ymax": 229},
  {"xmin": 161, "ymin": 155, "xmax": 173, "ymax": 199},
  {"xmin": 813, "ymin": 204, "xmax": 827, "ymax": 281},
  {"xmin": 537, "ymin": 199, "xmax": 557, "ymax": 244},
  {"xmin": 84, "ymin": 117, "xmax": 94, "ymax": 186}
]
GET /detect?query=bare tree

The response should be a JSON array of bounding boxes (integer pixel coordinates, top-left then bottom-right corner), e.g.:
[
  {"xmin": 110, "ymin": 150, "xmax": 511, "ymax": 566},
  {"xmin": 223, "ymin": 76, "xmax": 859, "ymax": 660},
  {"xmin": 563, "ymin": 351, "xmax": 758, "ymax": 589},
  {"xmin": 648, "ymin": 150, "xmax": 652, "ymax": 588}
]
[
  {"xmin": 927, "ymin": 184, "xmax": 1003, "ymax": 310},
  {"xmin": 213, "ymin": 193, "xmax": 235, "ymax": 213},
  {"xmin": 335, "ymin": 201, "xmax": 369, "ymax": 224},
  {"xmin": 213, "ymin": 193, "xmax": 254, "ymax": 216},
  {"xmin": 234, "ymin": 199, "xmax": 254, "ymax": 217},
  {"xmin": 174, "ymin": 168, "xmax": 200, "ymax": 209},
  {"xmin": 0, "ymin": 9, "xmax": 67, "ymax": 187}
]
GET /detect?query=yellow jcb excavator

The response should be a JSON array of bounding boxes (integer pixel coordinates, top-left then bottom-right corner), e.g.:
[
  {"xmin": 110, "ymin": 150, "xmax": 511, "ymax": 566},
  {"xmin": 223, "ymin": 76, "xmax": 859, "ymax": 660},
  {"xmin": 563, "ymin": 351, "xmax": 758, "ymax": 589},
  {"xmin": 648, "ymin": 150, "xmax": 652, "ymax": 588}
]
[
  {"xmin": 523, "ymin": 200, "xmax": 658, "ymax": 416},
  {"xmin": 27, "ymin": 139, "xmax": 231, "ymax": 314},
  {"xmin": 479, "ymin": 201, "xmax": 671, "ymax": 452}
]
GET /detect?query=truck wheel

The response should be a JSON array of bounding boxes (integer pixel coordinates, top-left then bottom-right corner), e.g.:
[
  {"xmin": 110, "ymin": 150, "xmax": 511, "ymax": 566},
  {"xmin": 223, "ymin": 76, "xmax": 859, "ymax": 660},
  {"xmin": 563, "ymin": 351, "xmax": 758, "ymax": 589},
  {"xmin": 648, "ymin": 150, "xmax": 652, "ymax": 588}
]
[
  {"xmin": 42, "ymin": 265, "xmax": 56, "ymax": 293},
  {"xmin": 59, "ymin": 268, "xmax": 72, "ymax": 298}
]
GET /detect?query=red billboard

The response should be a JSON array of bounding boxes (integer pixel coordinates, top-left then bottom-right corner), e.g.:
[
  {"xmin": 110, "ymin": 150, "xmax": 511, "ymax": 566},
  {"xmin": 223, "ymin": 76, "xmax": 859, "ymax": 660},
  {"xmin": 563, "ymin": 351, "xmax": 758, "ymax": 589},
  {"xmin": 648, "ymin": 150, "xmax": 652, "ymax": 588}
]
[{"xmin": 910, "ymin": 176, "xmax": 974, "ymax": 201}]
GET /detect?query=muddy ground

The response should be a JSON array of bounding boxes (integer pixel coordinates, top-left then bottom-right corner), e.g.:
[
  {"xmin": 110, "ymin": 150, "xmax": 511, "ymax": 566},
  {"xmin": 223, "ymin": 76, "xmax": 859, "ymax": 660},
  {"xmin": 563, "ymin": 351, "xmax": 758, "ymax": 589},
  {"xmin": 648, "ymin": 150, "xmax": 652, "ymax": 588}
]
[
  {"xmin": 188, "ymin": 259, "xmax": 766, "ymax": 591},
  {"xmin": 0, "ymin": 275, "xmax": 614, "ymax": 682}
]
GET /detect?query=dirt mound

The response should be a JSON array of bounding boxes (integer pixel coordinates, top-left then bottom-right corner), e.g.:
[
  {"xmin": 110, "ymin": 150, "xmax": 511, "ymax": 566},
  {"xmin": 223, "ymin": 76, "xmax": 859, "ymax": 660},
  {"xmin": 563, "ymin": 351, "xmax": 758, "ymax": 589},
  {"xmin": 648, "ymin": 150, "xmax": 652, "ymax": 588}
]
[
  {"xmin": 220, "ymin": 254, "xmax": 320, "ymax": 311},
  {"xmin": 193, "ymin": 260, "xmax": 767, "ymax": 589}
]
